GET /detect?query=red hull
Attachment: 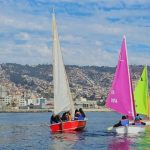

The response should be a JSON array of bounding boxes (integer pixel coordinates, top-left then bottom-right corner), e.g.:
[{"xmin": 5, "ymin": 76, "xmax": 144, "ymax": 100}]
[{"xmin": 50, "ymin": 120, "xmax": 86, "ymax": 132}]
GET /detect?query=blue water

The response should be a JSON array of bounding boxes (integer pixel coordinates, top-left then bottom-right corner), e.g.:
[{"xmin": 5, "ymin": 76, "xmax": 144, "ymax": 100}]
[{"xmin": 0, "ymin": 112, "xmax": 150, "ymax": 150}]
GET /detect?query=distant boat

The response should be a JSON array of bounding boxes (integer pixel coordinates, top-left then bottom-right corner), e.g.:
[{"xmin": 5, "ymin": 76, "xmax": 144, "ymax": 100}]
[
  {"xmin": 106, "ymin": 36, "xmax": 145, "ymax": 134},
  {"xmin": 134, "ymin": 65, "xmax": 148, "ymax": 115},
  {"xmin": 50, "ymin": 11, "xmax": 86, "ymax": 132},
  {"xmin": 134, "ymin": 65, "xmax": 150, "ymax": 125}
]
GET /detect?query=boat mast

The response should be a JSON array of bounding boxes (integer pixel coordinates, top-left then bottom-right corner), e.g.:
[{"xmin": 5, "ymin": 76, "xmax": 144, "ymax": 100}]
[{"xmin": 124, "ymin": 36, "xmax": 135, "ymax": 119}]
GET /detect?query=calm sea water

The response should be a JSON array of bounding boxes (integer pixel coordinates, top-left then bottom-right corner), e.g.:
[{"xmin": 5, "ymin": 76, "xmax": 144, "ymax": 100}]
[{"xmin": 0, "ymin": 112, "xmax": 150, "ymax": 150}]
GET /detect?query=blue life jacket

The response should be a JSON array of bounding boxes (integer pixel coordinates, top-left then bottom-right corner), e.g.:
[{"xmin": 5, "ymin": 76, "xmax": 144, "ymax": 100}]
[
  {"xmin": 121, "ymin": 119, "xmax": 129, "ymax": 126},
  {"xmin": 74, "ymin": 113, "xmax": 80, "ymax": 120},
  {"xmin": 78, "ymin": 115, "xmax": 84, "ymax": 120}
]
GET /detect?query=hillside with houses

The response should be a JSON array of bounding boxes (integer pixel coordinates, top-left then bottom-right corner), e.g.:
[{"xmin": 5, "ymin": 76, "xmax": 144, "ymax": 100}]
[{"xmin": 0, "ymin": 63, "xmax": 149, "ymax": 111}]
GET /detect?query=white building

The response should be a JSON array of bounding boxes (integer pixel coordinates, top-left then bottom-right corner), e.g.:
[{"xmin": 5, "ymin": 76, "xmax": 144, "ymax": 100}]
[
  {"xmin": 19, "ymin": 97, "xmax": 27, "ymax": 107},
  {"xmin": 0, "ymin": 95, "xmax": 12, "ymax": 105},
  {"xmin": 74, "ymin": 97, "xmax": 97, "ymax": 109},
  {"xmin": 27, "ymin": 97, "xmax": 47, "ymax": 109}
]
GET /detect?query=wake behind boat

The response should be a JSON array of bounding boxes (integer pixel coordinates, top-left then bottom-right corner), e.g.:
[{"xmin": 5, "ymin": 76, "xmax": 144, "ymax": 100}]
[
  {"xmin": 106, "ymin": 36, "xmax": 145, "ymax": 134},
  {"xmin": 49, "ymin": 11, "xmax": 86, "ymax": 132}
]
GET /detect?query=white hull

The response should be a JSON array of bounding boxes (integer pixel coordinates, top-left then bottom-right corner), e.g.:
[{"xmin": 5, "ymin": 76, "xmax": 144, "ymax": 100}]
[{"xmin": 115, "ymin": 126, "xmax": 145, "ymax": 134}]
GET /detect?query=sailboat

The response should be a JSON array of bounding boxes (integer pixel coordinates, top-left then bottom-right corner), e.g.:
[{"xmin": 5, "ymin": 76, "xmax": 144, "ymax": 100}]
[
  {"xmin": 50, "ymin": 11, "xmax": 86, "ymax": 132},
  {"xmin": 134, "ymin": 65, "xmax": 150, "ymax": 125},
  {"xmin": 106, "ymin": 36, "xmax": 145, "ymax": 134}
]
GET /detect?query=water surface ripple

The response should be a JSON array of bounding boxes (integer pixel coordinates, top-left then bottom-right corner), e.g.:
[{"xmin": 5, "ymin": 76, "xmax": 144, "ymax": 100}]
[{"xmin": 0, "ymin": 112, "xmax": 150, "ymax": 149}]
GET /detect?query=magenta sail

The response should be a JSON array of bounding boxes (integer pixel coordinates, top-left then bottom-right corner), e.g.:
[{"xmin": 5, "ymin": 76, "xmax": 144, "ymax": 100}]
[{"xmin": 106, "ymin": 36, "xmax": 135, "ymax": 118}]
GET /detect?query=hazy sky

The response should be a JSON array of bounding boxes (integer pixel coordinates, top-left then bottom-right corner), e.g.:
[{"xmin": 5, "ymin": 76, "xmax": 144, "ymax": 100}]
[{"xmin": 0, "ymin": 0, "xmax": 150, "ymax": 66}]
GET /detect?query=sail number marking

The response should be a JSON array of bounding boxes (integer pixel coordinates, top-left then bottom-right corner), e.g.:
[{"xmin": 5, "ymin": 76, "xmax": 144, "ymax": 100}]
[{"xmin": 111, "ymin": 98, "xmax": 118, "ymax": 103}]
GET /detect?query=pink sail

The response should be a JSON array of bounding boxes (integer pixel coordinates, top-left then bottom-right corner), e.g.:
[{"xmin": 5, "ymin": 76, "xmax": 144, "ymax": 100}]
[{"xmin": 106, "ymin": 36, "xmax": 136, "ymax": 118}]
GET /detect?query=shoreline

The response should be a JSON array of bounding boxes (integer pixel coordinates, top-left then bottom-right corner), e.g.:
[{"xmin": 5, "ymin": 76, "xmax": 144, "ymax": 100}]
[{"xmin": 0, "ymin": 108, "xmax": 111, "ymax": 113}]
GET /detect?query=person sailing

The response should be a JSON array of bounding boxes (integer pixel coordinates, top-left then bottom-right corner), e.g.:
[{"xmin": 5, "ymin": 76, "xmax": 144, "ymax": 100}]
[
  {"xmin": 79, "ymin": 108, "xmax": 86, "ymax": 119},
  {"xmin": 61, "ymin": 112, "xmax": 67, "ymax": 121},
  {"xmin": 50, "ymin": 114, "xmax": 61, "ymax": 124},
  {"xmin": 61, "ymin": 111, "xmax": 72, "ymax": 122},
  {"xmin": 74, "ymin": 108, "xmax": 86, "ymax": 120},
  {"xmin": 74, "ymin": 109, "xmax": 81, "ymax": 120},
  {"xmin": 133, "ymin": 114, "xmax": 146, "ymax": 125},
  {"xmin": 113, "ymin": 115, "xmax": 129, "ymax": 127}
]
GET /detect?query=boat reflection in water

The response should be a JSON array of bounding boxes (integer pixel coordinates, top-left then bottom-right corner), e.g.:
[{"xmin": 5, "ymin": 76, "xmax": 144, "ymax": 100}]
[
  {"xmin": 107, "ymin": 136, "xmax": 133, "ymax": 150},
  {"xmin": 50, "ymin": 131, "xmax": 85, "ymax": 150}
]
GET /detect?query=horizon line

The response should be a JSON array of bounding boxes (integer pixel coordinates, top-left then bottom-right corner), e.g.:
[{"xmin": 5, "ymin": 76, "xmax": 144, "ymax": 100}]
[{"xmin": 0, "ymin": 63, "xmax": 148, "ymax": 68}]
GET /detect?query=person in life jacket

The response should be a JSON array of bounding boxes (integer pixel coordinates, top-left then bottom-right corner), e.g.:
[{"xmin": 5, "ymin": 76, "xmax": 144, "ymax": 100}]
[
  {"xmin": 74, "ymin": 109, "xmax": 80, "ymax": 120},
  {"xmin": 74, "ymin": 108, "xmax": 86, "ymax": 120},
  {"xmin": 79, "ymin": 108, "xmax": 86, "ymax": 120},
  {"xmin": 113, "ymin": 116, "xmax": 129, "ymax": 127},
  {"xmin": 133, "ymin": 114, "xmax": 146, "ymax": 126},
  {"xmin": 120, "ymin": 116, "xmax": 129, "ymax": 126}
]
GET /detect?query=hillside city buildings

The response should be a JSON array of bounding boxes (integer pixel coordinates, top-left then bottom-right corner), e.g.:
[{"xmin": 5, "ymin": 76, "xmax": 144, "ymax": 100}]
[{"xmin": 0, "ymin": 64, "xmax": 149, "ymax": 111}]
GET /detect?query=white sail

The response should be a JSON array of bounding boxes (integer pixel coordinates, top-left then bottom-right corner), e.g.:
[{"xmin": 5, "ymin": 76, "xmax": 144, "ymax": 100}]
[{"xmin": 52, "ymin": 12, "xmax": 75, "ymax": 117}]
